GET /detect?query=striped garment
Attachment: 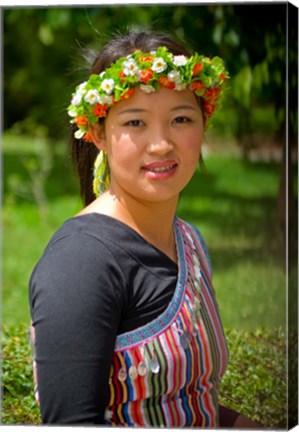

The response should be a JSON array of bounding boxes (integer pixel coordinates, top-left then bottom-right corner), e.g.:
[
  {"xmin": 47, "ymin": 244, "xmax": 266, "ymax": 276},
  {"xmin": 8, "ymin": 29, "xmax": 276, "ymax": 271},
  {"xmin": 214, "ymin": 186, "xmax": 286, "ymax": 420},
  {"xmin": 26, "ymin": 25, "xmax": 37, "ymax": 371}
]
[{"xmin": 104, "ymin": 218, "xmax": 229, "ymax": 427}]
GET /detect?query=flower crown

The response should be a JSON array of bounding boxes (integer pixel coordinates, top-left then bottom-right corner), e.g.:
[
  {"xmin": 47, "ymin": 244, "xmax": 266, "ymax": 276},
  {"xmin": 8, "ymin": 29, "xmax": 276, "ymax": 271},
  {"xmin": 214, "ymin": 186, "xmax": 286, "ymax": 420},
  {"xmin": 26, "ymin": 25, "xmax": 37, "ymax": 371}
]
[{"xmin": 68, "ymin": 46, "xmax": 229, "ymax": 141}]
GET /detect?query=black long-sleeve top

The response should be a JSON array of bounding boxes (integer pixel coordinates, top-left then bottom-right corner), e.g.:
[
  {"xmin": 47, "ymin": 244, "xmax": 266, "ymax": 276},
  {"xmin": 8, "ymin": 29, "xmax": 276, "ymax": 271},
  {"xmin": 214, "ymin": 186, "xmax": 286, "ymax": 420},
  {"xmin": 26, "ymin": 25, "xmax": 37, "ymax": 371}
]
[{"xmin": 29, "ymin": 212, "xmax": 238, "ymax": 426}]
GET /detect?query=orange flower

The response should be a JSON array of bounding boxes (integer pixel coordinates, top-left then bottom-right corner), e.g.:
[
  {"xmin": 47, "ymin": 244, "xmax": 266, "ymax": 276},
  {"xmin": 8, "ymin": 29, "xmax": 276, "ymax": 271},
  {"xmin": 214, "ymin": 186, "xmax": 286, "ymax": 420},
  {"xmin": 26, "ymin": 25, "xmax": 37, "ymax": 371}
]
[
  {"xmin": 75, "ymin": 115, "xmax": 88, "ymax": 126},
  {"xmin": 204, "ymin": 88, "xmax": 221, "ymax": 104},
  {"xmin": 205, "ymin": 87, "xmax": 221, "ymax": 97},
  {"xmin": 93, "ymin": 103, "xmax": 108, "ymax": 117},
  {"xmin": 204, "ymin": 102, "xmax": 216, "ymax": 116},
  {"xmin": 140, "ymin": 56, "xmax": 154, "ymax": 62},
  {"xmin": 220, "ymin": 73, "xmax": 227, "ymax": 81},
  {"xmin": 190, "ymin": 81, "xmax": 205, "ymax": 92},
  {"xmin": 140, "ymin": 69, "xmax": 154, "ymax": 83},
  {"xmin": 192, "ymin": 62, "xmax": 204, "ymax": 76},
  {"xmin": 121, "ymin": 88, "xmax": 135, "ymax": 100},
  {"xmin": 119, "ymin": 71, "xmax": 126, "ymax": 83},
  {"xmin": 158, "ymin": 76, "xmax": 175, "ymax": 89},
  {"xmin": 83, "ymin": 133, "xmax": 93, "ymax": 142}
]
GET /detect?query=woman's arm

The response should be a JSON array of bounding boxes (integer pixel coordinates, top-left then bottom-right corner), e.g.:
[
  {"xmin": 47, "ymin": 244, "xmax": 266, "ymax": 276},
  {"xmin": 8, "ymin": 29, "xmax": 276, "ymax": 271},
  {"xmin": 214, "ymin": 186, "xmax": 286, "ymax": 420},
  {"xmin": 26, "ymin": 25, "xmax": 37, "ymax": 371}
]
[
  {"xmin": 29, "ymin": 232, "xmax": 126, "ymax": 424},
  {"xmin": 233, "ymin": 413, "xmax": 263, "ymax": 428},
  {"xmin": 219, "ymin": 404, "xmax": 263, "ymax": 429}
]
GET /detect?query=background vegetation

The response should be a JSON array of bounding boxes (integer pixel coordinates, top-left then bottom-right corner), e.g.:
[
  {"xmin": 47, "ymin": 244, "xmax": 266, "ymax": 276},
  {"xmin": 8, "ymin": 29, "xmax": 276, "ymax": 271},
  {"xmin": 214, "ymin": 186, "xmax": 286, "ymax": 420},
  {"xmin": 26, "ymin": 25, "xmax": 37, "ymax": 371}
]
[{"xmin": 2, "ymin": 3, "xmax": 298, "ymax": 427}]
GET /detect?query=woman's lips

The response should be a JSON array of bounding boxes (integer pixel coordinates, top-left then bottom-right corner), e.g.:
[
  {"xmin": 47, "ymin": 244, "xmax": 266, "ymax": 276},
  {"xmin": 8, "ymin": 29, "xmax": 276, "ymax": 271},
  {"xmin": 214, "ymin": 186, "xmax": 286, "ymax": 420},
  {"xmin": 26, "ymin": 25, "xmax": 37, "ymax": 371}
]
[{"xmin": 142, "ymin": 160, "xmax": 178, "ymax": 179}]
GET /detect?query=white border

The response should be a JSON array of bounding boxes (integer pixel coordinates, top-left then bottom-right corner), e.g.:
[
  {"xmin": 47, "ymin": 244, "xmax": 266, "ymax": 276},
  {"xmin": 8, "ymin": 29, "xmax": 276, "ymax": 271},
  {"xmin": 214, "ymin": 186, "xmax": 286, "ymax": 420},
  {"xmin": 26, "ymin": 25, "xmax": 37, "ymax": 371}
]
[
  {"xmin": 1, "ymin": 0, "xmax": 298, "ymax": 6},
  {"xmin": 1, "ymin": 1, "xmax": 298, "ymax": 431}
]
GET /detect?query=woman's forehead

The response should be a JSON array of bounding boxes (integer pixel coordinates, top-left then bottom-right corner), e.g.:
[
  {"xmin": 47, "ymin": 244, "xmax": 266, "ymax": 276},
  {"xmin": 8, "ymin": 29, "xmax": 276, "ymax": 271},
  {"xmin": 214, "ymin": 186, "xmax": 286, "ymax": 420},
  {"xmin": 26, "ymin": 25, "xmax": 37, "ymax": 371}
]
[{"xmin": 111, "ymin": 87, "xmax": 199, "ymax": 114}]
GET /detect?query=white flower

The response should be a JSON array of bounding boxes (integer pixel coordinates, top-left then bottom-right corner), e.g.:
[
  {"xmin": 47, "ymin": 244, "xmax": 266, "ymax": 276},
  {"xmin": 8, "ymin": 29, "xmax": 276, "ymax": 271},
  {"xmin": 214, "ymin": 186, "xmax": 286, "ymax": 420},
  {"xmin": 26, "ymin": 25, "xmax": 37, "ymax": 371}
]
[
  {"xmin": 167, "ymin": 70, "xmax": 181, "ymax": 83},
  {"xmin": 140, "ymin": 84, "xmax": 156, "ymax": 94},
  {"xmin": 99, "ymin": 95, "xmax": 113, "ymax": 105},
  {"xmin": 72, "ymin": 81, "xmax": 88, "ymax": 105},
  {"xmin": 123, "ymin": 58, "xmax": 139, "ymax": 76},
  {"xmin": 99, "ymin": 71, "xmax": 105, "ymax": 78},
  {"xmin": 78, "ymin": 81, "xmax": 87, "ymax": 92},
  {"xmin": 68, "ymin": 109, "xmax": 77, "ymax": 117},
  {"xmin": 175, "ymin": 83, "xmax": 187, "ymax": 91},
  {"xmin": 101, "ymin": 79, "xmax": 115, "ymax": 95},
  {"xmin": 84, "ymin": 89, "xmax": 100, "ymax": 104},
  {"xmin": 74, "ymin": 129, "xmax": 85, "ymax": 139},
  {"xmin": 71, "ymin": 92, "xmax": 83, "ymax": 106},
  {"xmin": 173, "ymin": 55, "xmax": 188, "ymax": 66},
  {"xmin": 152, "ymin": 57, "xmax": 167, "ymax": 73}
]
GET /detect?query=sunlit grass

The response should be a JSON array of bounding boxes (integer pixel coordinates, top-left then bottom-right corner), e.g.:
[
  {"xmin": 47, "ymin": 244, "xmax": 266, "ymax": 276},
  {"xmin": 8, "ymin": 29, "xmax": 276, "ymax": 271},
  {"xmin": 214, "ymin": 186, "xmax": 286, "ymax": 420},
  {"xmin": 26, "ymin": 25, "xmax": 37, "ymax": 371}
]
[{"xmin": 2, "ymin": 197, "xmax": 82, "ymax": 325}]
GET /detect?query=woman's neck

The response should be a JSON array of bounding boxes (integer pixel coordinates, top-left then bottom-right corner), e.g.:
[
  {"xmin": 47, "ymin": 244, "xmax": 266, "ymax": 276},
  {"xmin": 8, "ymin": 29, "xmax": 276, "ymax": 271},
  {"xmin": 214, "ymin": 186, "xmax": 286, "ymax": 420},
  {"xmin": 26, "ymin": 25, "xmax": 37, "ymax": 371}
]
[{"xmin": 79, "ymin": 189, "xmax": 179, "ymax": 263}]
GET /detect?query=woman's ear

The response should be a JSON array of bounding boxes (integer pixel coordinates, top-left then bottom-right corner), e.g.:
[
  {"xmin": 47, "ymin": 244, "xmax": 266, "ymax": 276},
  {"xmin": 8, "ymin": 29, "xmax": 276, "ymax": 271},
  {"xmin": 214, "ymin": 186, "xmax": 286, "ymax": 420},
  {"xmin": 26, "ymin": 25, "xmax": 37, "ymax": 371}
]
[{"xmin": 88, "ymin": 123, "xmax": 106, "ymax": 151}]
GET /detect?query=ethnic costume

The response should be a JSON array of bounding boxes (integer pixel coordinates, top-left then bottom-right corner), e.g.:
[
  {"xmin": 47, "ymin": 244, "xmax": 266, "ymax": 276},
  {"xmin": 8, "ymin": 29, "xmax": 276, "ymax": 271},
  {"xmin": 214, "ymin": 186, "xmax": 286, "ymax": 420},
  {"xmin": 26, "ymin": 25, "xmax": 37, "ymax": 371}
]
[
  {"xmin": 105, "ymin": 218, "xmax": 228, "ymax": 427},
  {"xmin": 30, "ymin": 214, "xmax": 228, "ymax": 426}
]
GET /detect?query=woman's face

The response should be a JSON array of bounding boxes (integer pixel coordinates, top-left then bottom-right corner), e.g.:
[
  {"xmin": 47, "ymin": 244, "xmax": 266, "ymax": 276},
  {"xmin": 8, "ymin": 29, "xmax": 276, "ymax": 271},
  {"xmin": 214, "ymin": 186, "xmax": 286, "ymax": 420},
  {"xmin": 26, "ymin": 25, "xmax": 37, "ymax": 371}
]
[{"xmin": 97, "ymin": 86, "xmax": 204, "ymax": 204}]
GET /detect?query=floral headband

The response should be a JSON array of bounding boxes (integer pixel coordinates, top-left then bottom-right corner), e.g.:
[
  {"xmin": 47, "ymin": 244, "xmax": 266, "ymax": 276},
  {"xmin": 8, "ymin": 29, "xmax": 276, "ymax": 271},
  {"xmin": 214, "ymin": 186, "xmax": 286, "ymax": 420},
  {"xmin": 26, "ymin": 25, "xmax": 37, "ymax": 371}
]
[{"xmin": 67, "ymin": 46, "xmax": 229, "ymax": 142}]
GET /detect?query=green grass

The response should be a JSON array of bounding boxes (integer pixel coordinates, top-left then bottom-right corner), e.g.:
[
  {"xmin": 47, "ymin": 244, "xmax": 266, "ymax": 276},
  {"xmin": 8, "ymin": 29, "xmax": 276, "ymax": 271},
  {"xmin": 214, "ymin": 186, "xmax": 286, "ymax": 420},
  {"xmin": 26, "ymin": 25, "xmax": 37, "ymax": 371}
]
[
  {"xmin": 2, "ymin": 132, "xmax": 292, "ymax": 330},
  {"xmin": 2, "ymin": 132, "xmax": 82, "ymax": 325},
  {"xmin": 2, "ymin": 198, "xmax": 82, "ymax": 325}
]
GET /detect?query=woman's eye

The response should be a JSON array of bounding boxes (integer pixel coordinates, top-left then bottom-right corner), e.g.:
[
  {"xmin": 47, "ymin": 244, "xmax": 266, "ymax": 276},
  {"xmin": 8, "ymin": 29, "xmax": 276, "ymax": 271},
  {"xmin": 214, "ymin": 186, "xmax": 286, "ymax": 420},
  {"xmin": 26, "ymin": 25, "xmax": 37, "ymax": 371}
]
[
  {"xmin": 173, "ymin": 116, "xmax": 192, "ymax": 124},
  {"xmin": 125, "ymin": 119, "xmax": 144, "ymax": 127}
]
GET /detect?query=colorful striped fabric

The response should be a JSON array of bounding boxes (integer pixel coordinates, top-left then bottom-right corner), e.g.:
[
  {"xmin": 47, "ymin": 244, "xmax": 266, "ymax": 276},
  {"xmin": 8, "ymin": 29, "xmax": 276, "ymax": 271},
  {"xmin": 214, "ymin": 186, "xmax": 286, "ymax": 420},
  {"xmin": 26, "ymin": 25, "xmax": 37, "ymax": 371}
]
[{"xmin": 105, "ymin": 218, "xmax": 229, "ymax": 427}]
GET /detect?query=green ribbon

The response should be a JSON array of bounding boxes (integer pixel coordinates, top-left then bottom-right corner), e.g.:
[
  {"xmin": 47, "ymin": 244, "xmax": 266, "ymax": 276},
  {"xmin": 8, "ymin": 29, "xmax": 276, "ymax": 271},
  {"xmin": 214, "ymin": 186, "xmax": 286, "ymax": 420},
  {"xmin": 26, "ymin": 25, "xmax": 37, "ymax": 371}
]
[{"xmin": 93, "ymin": 151, "xmax": 110, "ymax": 197}]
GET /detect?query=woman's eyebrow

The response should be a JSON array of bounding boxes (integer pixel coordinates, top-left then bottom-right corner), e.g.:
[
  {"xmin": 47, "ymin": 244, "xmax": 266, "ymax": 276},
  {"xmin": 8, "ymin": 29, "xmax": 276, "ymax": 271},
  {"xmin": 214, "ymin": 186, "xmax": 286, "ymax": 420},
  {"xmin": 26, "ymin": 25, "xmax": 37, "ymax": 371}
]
[
  {"xmin": 170, "ymin": 105, "xmax": 199, "ymax": 112},
  {"xmin": 117, "ymin": 104, "xmax": 199, "ymax": 116},
  {"xmin": 117, "ymin": 108, "xmax": 148, "ymax": 116}
]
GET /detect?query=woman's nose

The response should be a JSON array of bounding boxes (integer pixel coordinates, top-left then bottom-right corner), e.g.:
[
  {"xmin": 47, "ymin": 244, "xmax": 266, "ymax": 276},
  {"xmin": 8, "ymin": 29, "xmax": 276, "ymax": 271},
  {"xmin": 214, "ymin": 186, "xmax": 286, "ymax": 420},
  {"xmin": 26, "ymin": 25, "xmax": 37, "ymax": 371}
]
[{"xmin": 146, "ymin": 126, "xmax": 174, "ymax": 155}]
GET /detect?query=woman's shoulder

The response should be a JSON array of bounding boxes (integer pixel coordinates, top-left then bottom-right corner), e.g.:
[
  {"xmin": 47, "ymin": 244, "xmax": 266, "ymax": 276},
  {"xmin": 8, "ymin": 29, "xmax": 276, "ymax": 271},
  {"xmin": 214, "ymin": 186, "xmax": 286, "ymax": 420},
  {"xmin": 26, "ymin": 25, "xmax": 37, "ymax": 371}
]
[
  {"xmin": 44, "ymin": 212, "xmax": 131, "ymax": 254},
  {"xmin": 29, "ymin": 213, "xmax": 129, "ymax": 305},
  {"xmin": 32, "ymin": 213, "xmax": 130, "ymax": 281}
]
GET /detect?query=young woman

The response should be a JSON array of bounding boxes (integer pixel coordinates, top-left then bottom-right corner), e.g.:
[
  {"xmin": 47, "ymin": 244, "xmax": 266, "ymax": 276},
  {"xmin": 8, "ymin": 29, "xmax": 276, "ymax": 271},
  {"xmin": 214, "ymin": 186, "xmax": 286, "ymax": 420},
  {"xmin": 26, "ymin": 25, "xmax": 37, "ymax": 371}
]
[{"xmin": 29, "ymin": 31, "xmax": 261, "ymax": 428}]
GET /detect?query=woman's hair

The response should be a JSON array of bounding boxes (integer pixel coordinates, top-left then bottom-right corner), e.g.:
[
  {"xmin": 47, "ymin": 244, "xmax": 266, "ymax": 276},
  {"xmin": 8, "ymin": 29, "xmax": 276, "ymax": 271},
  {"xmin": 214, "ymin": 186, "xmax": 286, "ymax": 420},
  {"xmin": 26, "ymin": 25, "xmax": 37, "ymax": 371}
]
[{"xmin": 70, "ymin": 31, "xmax": 198, "ymax": 206}]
